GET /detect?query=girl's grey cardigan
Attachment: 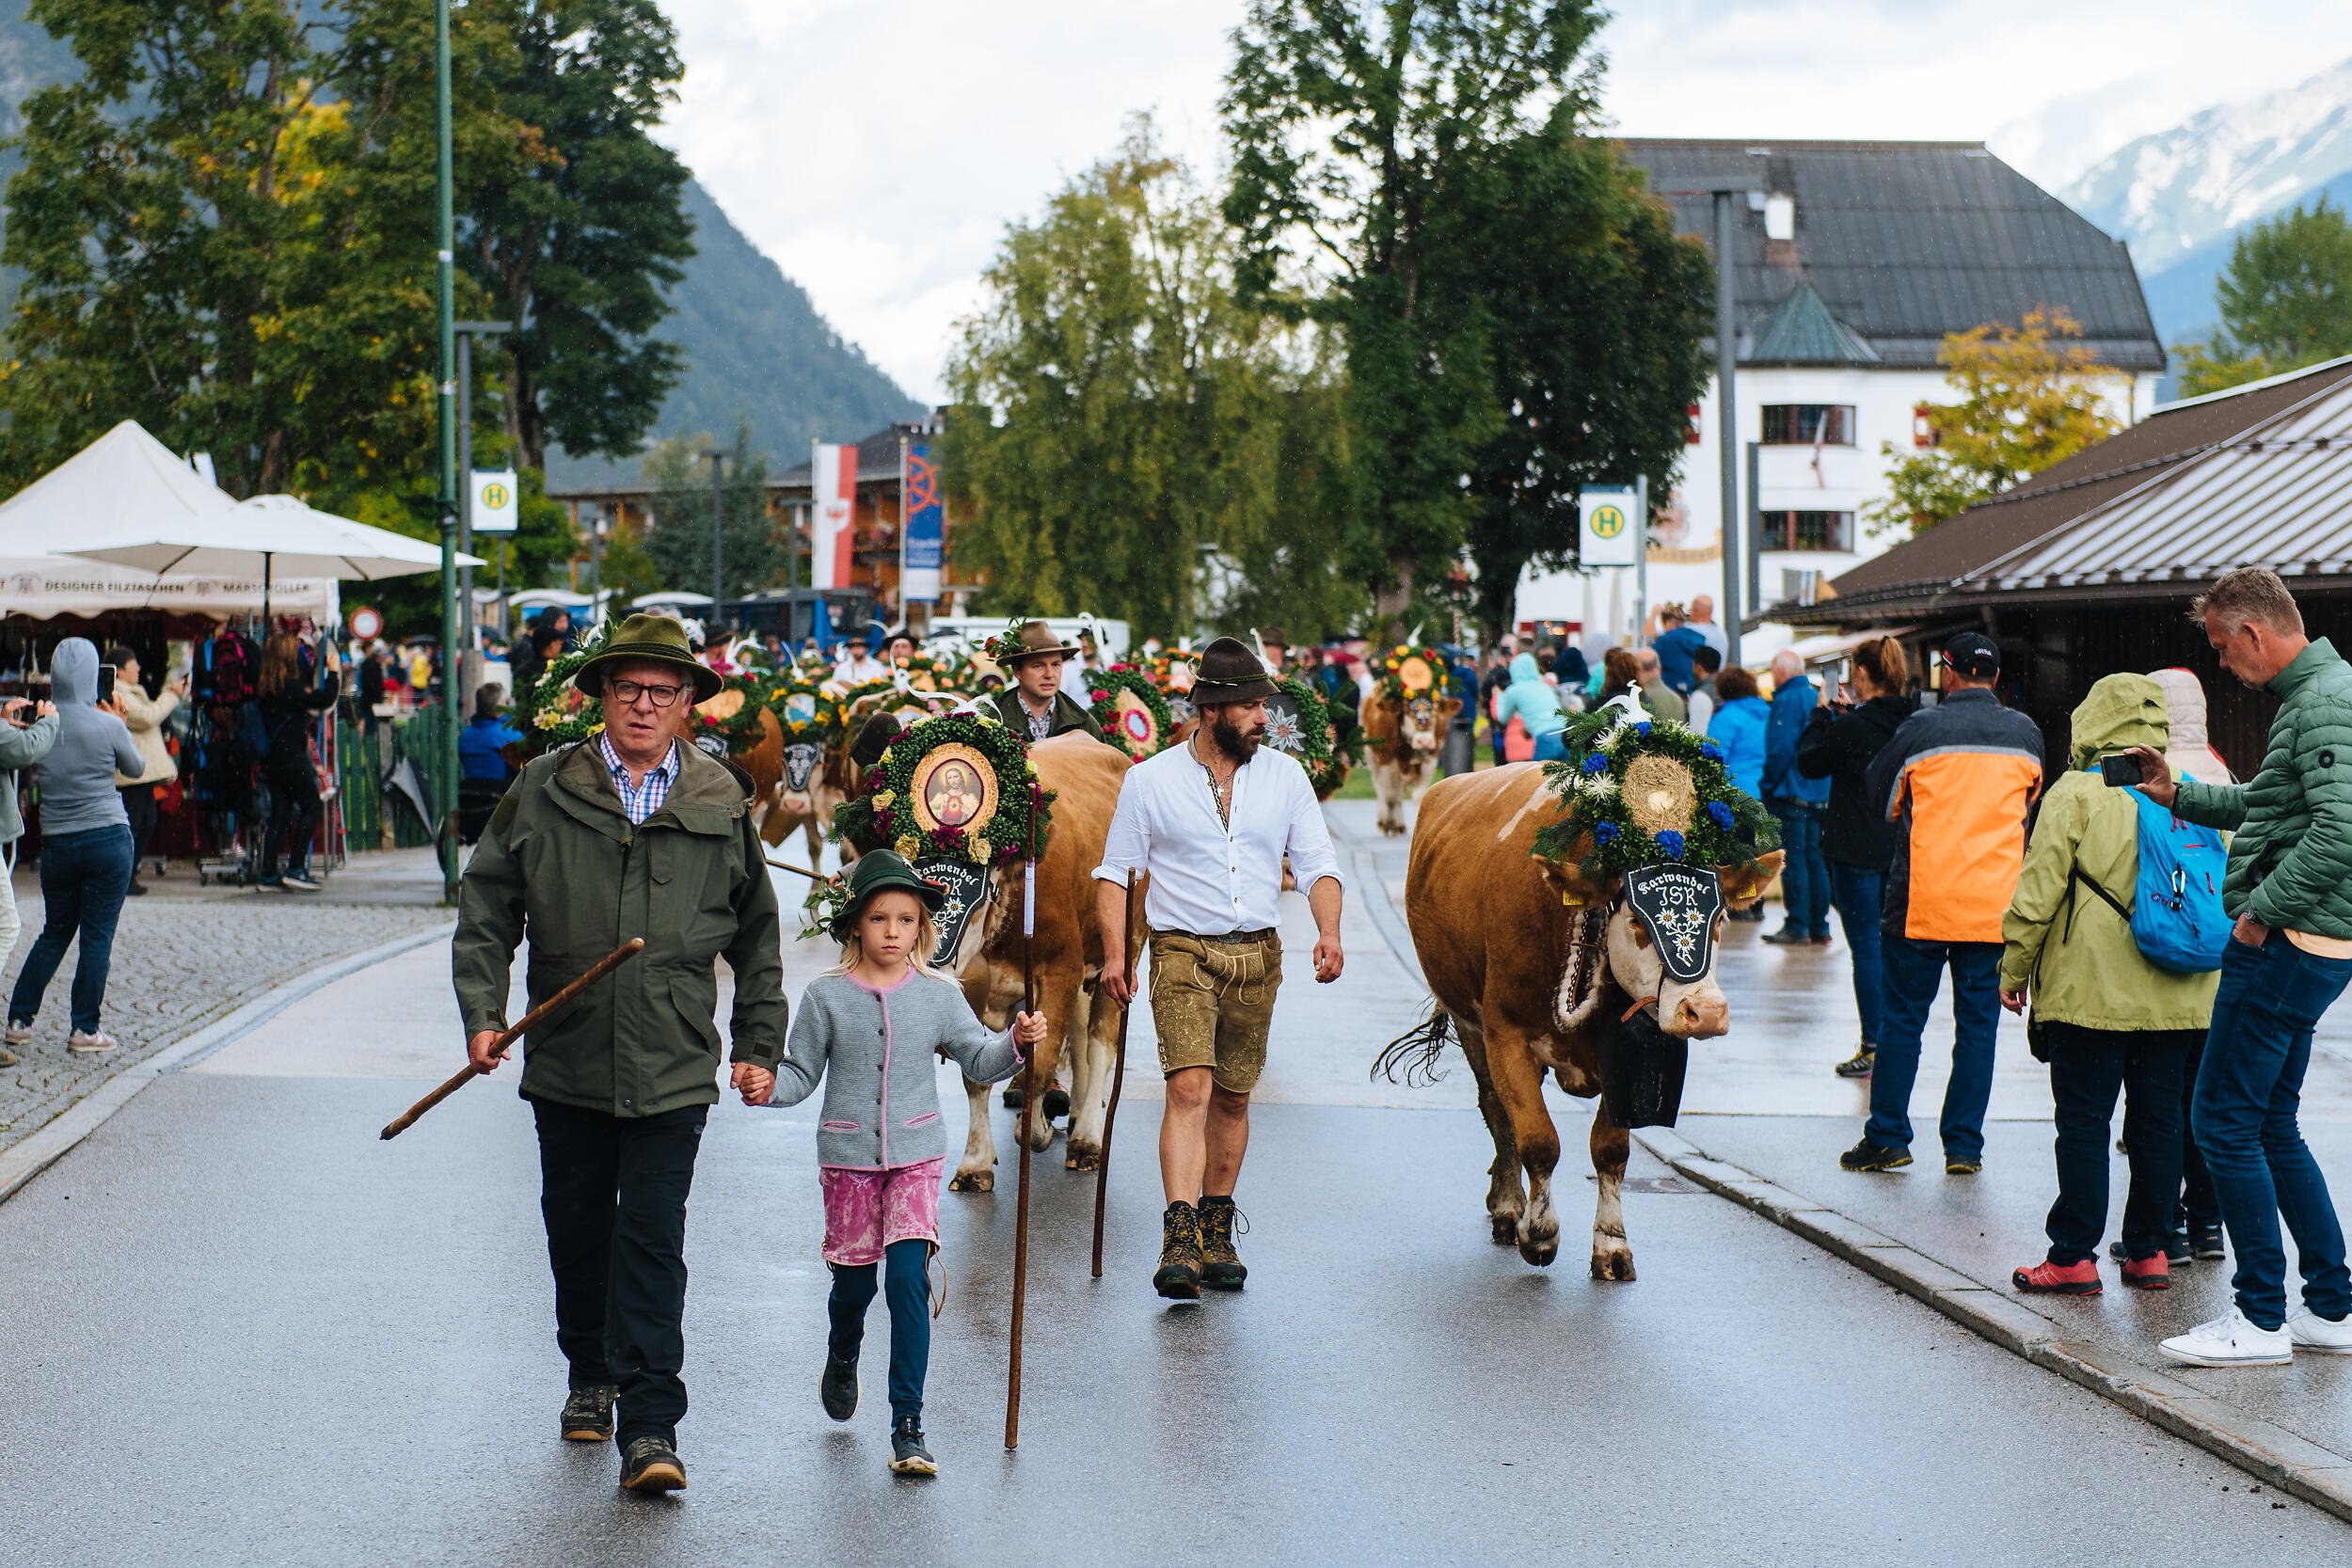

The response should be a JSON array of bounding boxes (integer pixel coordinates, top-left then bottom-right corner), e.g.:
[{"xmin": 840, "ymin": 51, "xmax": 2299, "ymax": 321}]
[{"xmin": 764, "ymin": 970, "xmax": 1024, "ymax": 1168}]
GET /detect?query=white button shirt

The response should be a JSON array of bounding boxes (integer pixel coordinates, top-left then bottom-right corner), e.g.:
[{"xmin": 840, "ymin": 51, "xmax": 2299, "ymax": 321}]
[{"xmin": 1092, "ymin": 736, "xmax": 1344, "ymax": 935}]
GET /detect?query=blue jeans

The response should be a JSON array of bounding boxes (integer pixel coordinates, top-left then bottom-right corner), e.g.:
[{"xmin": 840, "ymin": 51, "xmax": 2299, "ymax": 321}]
[
  {"xmin": 1829, "ymin": 863, "xmax": 1885, "ymax": 1044},
  {"xmin": 2192, "ymin": 934, "xmax": 2352, "ymax": 1330},
  {"xmin": 1864, "ymin": 935, "xmax": 2001, "ymax": 1160},
  {"xmin": 8, "ymin": 824, "xmax": 135, "ymax": 1036},
  {"xmin": 1771, "ymin": 803, "xmax": 1830, "ymax": 937},
  {"xmin": 828, "ymin": 1238, "xmax": 931, "ymax": 1420}
]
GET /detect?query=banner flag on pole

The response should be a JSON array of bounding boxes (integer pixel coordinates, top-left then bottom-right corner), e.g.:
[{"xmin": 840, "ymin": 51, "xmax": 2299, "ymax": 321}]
[
  {"xmin": 901, "ymin": 439, "xmax": 944, "ymax": 604},
  {"xmin": 811, "ymin": 442, "xmax": 857, "ymax": 590}
]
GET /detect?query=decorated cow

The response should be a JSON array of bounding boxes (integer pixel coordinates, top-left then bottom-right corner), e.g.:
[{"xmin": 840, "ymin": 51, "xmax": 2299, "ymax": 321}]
[
  {"xmin": 758, "ymin": 677, "xmax": 851, "ymax": 864},
  {"xmin": 1263, "ymin": 673, "xmax": 1352, "ymax": 800},
  {"xmin": 1381, "ymin": 712, "xmax": 1781, "ymax": 1279},
  {"xmin": 1360, "ymin": 643, "xmax": 1462, "ymax": 836}
]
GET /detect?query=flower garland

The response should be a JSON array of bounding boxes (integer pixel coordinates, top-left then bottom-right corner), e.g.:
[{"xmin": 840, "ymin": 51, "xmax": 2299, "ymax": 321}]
[
  {"xmin": 520, "ymin": 619, "xmax": 617, "ymax": 752},
  {"xmin": 1263, "ymin": 673, "xmax": 1347, "ymax": 798},
  {"xmin": 1085, "ymin": 664, "xmax": 1175, "ymax": 762},
  {"xmin": 690, "ymin": 670, "xmax": 771, "ymax": 754},
  {"xmin": 1145, "ymin": 646, "xmax": 1205, "ymax": 729},
  {"xmin": 1373, "ymin": 641, "xmax": 1453, "ymax": 705},
  {"xmin": 833, "ymin": 712, "xmax": 1056, "ymax": 868},
  {"xmin": 1532, "ymin": 708, "xmax": 1778, "ymax": 879},
  {"xmin": 765, "ymin": 676, "xmax": 846, "ymax": 745}
]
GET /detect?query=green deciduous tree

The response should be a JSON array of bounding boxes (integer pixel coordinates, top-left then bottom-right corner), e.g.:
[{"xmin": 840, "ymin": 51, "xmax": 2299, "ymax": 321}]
[
  {"xmin": 1222, "ymin": 0, "xmax": 1606, "ymax": 629},
  {"xmin": 640, "ymin": 422, "xmax": 785, "ymax": 602},
  {"xmin": 941, "ymin": 121, "xmax": 1356, "ymax": 641},
  {"xmin": 1863, "ymin": 307, "xmax": 2126, "ymax": 536},
  {"xmin": 467, "ymin": 0, "xmax": 694, "ymax": 471},
  {"xmin": 2177, "ymin": 198, "xmax": 2352, "ymax": 397}
]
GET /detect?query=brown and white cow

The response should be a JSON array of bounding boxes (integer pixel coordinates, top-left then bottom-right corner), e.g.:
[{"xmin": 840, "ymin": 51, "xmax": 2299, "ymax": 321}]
[
  {"xmin": 1360, "ymin": 689, "xmax": 1461, "ymax": 835},
  {"xmin": 759, "ymin": 734, "xmax": 856, "ymax": 874},
  {"xmin": 1388, "ymin": 764, "xmax": 1778, "ymax": 1278}
]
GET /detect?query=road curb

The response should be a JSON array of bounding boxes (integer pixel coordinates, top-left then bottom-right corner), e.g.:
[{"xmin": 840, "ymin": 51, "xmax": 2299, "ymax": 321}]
[
  {"xmin": 0, "ymin": 924, "xmax": 452, "ymax": 1207},
  {"xmin": 1636, "ymin": 1126, "xmax": 2352, "ymax": 1524}
]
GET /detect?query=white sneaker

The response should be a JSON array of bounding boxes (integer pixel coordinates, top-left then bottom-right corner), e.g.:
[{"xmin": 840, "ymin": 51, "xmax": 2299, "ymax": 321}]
[
  {"xmin": 2160, "ymin": 1306, "xmax": 2294, "ymax": 1367},
  {"xmin": 3, "ymin": 1020, "xmax": 30, "ymax": 1047},
  {"xmin": 2288, "ymin": 1306, "xmax": 2352, "ymax": 1354},
  {"xmin": 66, "ymin": 1029, "xmax": 117, "ymax": 1054}
]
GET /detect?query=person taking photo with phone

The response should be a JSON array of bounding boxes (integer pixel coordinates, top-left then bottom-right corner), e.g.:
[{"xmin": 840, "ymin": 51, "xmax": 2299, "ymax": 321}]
[{"xmin": 0, "ymin": 690, "xmax": 57, "ymax": 1068}]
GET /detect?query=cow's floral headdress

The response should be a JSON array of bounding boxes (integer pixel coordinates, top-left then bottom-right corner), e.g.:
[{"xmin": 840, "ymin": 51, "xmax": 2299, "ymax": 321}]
[{"xmin": 1534, "ymin": 707, "xmax": 1777, "ymax": 878}]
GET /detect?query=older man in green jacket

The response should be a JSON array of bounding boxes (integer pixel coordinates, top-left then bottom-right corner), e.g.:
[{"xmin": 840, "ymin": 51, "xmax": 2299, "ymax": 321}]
[
  {"xmin": 2128, "ymin": 568, "xmax": 2352, "ymax": 1369},
  {"xmin": 453, "ymin": 612, "xmax": 787, "ymax": 1493}
]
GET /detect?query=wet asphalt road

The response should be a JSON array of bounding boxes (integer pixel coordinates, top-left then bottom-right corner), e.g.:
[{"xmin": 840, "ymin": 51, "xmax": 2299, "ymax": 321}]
[{"xmin": 6, "ymin": 1057, "xmax": 2350, "ymax": 1566}]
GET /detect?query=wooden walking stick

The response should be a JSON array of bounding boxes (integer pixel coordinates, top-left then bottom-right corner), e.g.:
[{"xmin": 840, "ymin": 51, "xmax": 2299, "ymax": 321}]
[
  {"xmin": 763, "ymin": 856, "xmax": 832, "ymax": 883},
  {"xmin": 1091, "ymin": 867, "xmax": 1141, "ymax": 1279},
  {"xmin": 379, "ymin": 938, "xmax": 647, "ymax": 1141},
  {"xmin": 1006, "ymin": 847, "xmax": 1038, "ymax": 1449}
]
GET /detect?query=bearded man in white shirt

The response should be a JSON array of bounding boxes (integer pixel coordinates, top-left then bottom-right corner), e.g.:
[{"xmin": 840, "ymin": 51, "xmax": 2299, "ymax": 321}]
[{"xmin": 1096, "ymin": 636, "xmax": 1344, "ymax": 1300}]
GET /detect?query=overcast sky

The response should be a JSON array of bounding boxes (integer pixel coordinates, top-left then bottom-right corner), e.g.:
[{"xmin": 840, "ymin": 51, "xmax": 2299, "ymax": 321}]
[{"xmin": 659, "ymin": 0, "xmax": 2352, "ymax": 407}]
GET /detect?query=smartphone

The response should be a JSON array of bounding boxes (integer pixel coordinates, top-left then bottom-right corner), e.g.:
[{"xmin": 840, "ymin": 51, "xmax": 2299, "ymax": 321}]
[
  {"xmin": 2099, "ymin": 752, "xmax": 2144, "ymax": 787},
  {"xmin": 94, "ymin": 663, "xmax": 116, "ymax": 705}
]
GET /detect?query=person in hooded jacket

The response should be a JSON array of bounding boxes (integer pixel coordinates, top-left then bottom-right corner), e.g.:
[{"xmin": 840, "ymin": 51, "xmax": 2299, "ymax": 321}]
[
  {"xmin": 5, "ymin": 638, "xmax": 142, "ymax": 1054},
  {"xmin": 1706, "ymin": 665, "xmax": 1771, "ymax": 799},
  {"xmin": 1998, "ymin": 673, "xmax": 2220, "ymax": 1295},
  {"xmin": 1492, "ymin": 651, "xmax": 1565, "ymax": 762},
  {"xmin": 1798, "ymin": 637, "xmax": 1921, "ymax": 1076}
]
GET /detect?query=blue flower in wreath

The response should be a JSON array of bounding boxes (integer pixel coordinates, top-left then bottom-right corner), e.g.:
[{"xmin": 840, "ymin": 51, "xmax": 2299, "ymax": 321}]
[
  {"xmin": 1707, "ymin": 800, "xmax": 1736, "ymax": 830},
  {"xmin": 1581, "ymin": 752, "xmax": 1610, "ymax": 775},
  {"xmin": 1594, "ymin": 821, "xmax": 1620, "ymax": 844},
  {"xmin": 1656, "ymin": 829, "xmax": 1687, "ymax": 860},
  {"xmin": 1700, "ymin": 740, "xmax": 1724, "ymax": 763},
  {"xmin": 1635, "ymin": 721, "xmax": 1653, "ymax": 736}
]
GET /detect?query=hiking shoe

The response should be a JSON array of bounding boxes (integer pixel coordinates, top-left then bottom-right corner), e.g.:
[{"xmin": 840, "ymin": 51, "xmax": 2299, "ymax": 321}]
[
  {"xmin": 2122, "ymin": 1252, "xmax": 2171, "ymax": 1291},
  {"xmin": 2191, "ymin": 1224, "xmax": 2226, "ymax": 1261},
  {"xmin": 125, "ymin": 879, "xmax": 148, "ymax": 896},
  {"xmin": 1808, "ymin": 932, "xmax": 1834, "ymax": 946},
  {"xmin": 1833, "ymin": 1045, "xmax": 1875, "ymax": 1079},
  {"xmin": 2111, "ymin": 1235, "xmax": 2192, "ymax": 1267},
  {"xmin": 559, "ymin": 1385, "xmax": 616, "ymax": 1443},
  {"xmin": 280, "ymin": 869, "xmax": 322, "ymax": 892},
  {"xmin": 1839, "ymin": 1138, "xmax": 1912, "ymax": 1172},
  {"xmin": 2014, "ymin": 1258, "xmax": 2102, "ymax": 1295},
  {"xmin": 1154, "ymin": 1200, "xmax": 1202, "ymax": 1300},
  {"xmin": 1759, "ymin": 927, "xmax": 1810, "ymax": 946},
  {"xmin": 889, "ymin": 1415, "xmax": 938, "ymax": 1476},
  {"xmin": 819, "ymin": 1353, "xmax": 860, "ymax": 1422},
  {"xmin": 4, "ymin": 1020, "xmax": 31, "ymax": 1048},
  {"xmin": 67, "ymin": 1030, "xmax": 117, "ymax": 1054},
  {"xmin": 618, "ymin": 1434, "xmax": 687, "ymax": 1492},
  {"xmin": 2160, "ymin": 1307, "xmax": 2293, "ymax": 1367},
  {"xmin": 2288, "ymin": 1307, "xmax": 2352, "ymax": 1354},
  {"xmin": 1197, "ymin": 1196, "xmax": 1248, "ymax": 1291},
  {"xmin": 1945, "ymin": 1156, "xmax": 1982, "ymax": 1175}
]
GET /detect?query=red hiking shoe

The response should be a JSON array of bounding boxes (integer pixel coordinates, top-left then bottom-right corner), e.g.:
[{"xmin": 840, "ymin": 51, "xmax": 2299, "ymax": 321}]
[
  {"xmin": 2122, "ymin": 1252, "xmax": 2171, "ymax": 1291},
  {"xmin": 2013, "ymin": 1258, "xmax": 2102, "ymax": 1295}
]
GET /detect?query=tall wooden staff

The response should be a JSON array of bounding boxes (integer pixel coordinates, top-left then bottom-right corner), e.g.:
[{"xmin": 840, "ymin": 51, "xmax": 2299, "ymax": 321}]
[
  {"xmin": 1005, "ymin": 827, "xmax": 1038, "ymax": 1449},
  {"xmin": 1091, "ymin": 868, "xmax": 1140, "ymax": 1278}
]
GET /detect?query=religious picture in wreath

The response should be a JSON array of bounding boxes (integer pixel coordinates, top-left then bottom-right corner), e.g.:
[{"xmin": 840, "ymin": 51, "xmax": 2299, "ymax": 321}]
[{"xmin": 910, "ymin": 744, "xmax": 1000, "ymax": 836}]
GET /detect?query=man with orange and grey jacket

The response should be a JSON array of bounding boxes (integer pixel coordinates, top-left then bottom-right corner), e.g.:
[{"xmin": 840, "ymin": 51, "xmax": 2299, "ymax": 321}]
[{"xmin": 1842, "ymin": 631, "xmax": 2043, "ymax": 1174}]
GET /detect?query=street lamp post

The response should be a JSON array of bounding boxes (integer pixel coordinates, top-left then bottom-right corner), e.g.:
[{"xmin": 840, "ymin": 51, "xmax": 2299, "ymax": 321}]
[
  {"xmin": 433, "ymin": 0, "xmax": 458, "ymax": 902},
  {"xmin": 453, "ymin": 320, "xmax": 513, "ymax": 694},
  {"xmin": 706, "ymin": 450, "xmax": 726, "ymax": 637}
]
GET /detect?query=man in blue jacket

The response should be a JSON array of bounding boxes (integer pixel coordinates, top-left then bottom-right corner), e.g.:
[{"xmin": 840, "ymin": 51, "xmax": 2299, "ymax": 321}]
[{"xmin": 1763, "ymin": 649, "xmax": 1833, "ymax": 945}]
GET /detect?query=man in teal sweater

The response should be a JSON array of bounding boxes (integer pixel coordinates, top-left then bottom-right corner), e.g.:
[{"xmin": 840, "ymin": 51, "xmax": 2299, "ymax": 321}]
[{"xmin": 2130, "ymin": 568, "xmax": 2352, "ymax": 1367}]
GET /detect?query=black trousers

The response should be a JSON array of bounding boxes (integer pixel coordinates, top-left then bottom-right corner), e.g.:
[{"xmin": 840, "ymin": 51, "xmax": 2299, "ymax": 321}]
[
  {"xmin": 119, "ymin": 784, "xmax": 157, "ymax": 868},
  {"xmin": 260, "ymin": 756, "xmax": 319, "ymax": 879},
  {"xmin": 531, "ymin": 1097, "xmax": 707, "ymax": 1447},
  {"xmin": 2042, "ymin": 1022, "xmax": 2196, "ymax": 1265}
]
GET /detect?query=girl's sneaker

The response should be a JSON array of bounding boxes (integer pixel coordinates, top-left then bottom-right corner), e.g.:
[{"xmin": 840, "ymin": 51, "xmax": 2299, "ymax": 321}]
[
  {"xmin": 2013, "ymin": 1258, "xmax": 2101, "ymax": 1294},
  {"xmin": 889, "ymin": 1415, "xmax": 937, "ymax": 1476},
  {"xmin": 2122, "ymin": 1252, "xmax": 2170, "ymax": 1290},
  {"xmin": 67, "ymin": 1030, "xmax": 117, "ymax": 1054},
  {"xmin": 820, "ymin": 1353, "xmax": 859, "ymax": 1421}
]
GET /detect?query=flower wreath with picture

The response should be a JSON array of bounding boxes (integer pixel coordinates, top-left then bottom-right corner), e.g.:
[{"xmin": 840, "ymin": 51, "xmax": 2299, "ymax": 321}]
[
  {"xmin": 1532, "ymin": 708, "xmax": 1779, "ymax": 879},
  {"xmin": 833, "ymin": 712, "xmax": 1057, "ymax": 868},
  {"xmin": 765, "ymin": 677, "xmax": 846, "ymax": 745},
  {"xmin": 1373, "ymin": 641, "xmax": 1453, "ymax": 705},
  {"xmin": 521, "ymin": 618, "xmax": 618, "ymax": 752},
  {"xmin": 1263, "ymin": 673, "xmax": 1347, "ymax": 799},
  {"xmin": 1085, "ymin": 664, "xmax": 1175, "ymax": 762}
]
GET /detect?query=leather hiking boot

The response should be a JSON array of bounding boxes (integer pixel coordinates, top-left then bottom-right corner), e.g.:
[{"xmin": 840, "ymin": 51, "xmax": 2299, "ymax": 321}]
[
  {"xmin": 618, "ymin": 1434, "xmax": 686, "ymax": 1493},
  {"xmin": 559, "ymin": 1384, "xmax": 616, "ymax": 1443},
  {"xmin": 1197, "ymin": 1196, "xmax": 1248, "ymax": 1291},
  {"xmin": 1154, "ymin": 1200, "xmax": 1201, "ymax": 1300},
  {"xmin": 820, "ymin": 1353, "xmax": 859, "ymax": 1422}
]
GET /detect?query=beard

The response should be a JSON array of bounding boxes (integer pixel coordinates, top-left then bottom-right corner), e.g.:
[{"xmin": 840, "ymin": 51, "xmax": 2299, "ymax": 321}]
[{"xmin": 1204, "ymin": 706, "xmax": 1263, "ymax": 761}]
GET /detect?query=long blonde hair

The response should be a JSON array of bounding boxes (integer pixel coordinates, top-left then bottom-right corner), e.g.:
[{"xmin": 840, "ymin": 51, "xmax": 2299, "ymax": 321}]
[{"xmin": 828, "ymin": 893, "xmax": 961, "ymax": 982}]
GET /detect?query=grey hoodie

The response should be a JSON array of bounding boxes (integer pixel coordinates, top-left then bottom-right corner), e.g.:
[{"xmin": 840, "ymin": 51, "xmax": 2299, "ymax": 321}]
[{"xmin": 39, "ymin": 639, "xmax": 142, "ymax": 838}]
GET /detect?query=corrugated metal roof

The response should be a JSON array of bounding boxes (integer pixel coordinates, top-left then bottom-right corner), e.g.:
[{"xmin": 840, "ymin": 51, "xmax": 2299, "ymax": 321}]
[{"xmin": 1620, "ymin": 139, "xmax": 2166, "ymax": 372}]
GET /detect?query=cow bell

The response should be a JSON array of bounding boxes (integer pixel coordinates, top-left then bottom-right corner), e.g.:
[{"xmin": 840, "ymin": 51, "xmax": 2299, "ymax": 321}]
[{"xmin": 1600, "ymin": 1005, "xmax": 1689, "ymax": 1130}]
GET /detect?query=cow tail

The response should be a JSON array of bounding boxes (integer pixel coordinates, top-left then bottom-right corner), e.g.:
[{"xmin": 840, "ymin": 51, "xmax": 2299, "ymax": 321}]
[{"xmin": 1374, "ymin": 1005, "xmax": 1454, "ymax": 1087}]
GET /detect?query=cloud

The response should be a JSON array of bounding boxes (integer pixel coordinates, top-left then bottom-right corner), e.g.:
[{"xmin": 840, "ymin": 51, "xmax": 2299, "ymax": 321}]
[{"xmin": 657, "ymin": 1, "xmax": 2352, "ymax": 407}]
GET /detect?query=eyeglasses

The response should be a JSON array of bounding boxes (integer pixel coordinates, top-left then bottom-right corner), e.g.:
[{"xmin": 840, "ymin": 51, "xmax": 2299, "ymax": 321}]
[{"xmin": 607, "ymin": 678, "xmax": 688, "ymax": 708}]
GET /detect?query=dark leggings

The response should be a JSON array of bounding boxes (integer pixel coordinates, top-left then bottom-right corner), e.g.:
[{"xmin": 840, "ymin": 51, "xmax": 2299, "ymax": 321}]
[
  {"xmin": 262, "ymin": 758, "xmax": 320, "ymax": 879},
  {"xmin": 828, "ymin": 1239, "xmax": 931, "ymax": 1421}
]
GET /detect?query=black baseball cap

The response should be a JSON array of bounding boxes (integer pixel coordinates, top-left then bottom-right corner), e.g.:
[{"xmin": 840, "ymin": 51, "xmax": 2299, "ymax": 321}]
[{"xmin": 1943, "ymin": 631, "xmax": 2000, "ymax": 679}]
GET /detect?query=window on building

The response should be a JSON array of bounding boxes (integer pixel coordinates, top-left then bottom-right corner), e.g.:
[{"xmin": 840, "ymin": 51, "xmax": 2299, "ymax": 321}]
[
  {"xmin": 1685, "ymin": 403, "xmax": 1702, "ymax": 445},
  {"xmin": 1758, "ymin": 511, "xmax": 1853, "ymax": 552},
  {"xmin": 1759, "ymin": 404, "xmax": 1853, "ymax": 446},
  {"xmin": 1913, "ymin": 403, "xmax": 1942, "ymax": 449}
]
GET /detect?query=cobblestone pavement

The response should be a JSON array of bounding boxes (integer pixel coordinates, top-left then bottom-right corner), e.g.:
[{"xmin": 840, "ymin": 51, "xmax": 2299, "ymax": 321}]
[{"xmin": 0, "ymin": 850, "xmax": 452, "ymax": 1150}]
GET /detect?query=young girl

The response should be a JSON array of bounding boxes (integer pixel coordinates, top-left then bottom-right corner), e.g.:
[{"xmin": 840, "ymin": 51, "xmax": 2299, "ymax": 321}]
[{"xmin": 734, "ymin": 849, "xmax": 1044, "ymax": 1475}]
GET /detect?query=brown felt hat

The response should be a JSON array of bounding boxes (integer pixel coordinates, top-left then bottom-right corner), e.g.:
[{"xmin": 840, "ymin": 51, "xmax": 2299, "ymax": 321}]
[
  {"xmin": 1192, "ymin": 636, "xmax": 1279, "ymax": 705},
  {"xmin": 999, "ymin": 619, "xmax": 1082, "ymax": 667}
]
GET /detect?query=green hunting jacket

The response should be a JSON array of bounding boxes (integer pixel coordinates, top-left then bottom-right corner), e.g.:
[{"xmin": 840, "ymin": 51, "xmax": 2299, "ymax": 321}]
[
  {"xmin": 2173, "ymin": 637, "xmax": 2352, "ymax": 939},
  {"xmin": 989, "ymin": 686, "xmax": 1104, "ymax": 743},
  {"xmin": 453, "ymin": 739, "xmax": 787, "ymax": 1118}
]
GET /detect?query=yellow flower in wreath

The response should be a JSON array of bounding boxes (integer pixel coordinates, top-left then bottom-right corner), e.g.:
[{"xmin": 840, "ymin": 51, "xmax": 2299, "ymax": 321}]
[
  {"xmin": 972, "ymin": 835, "xmax": 993, "ymax": 863},
  {"xmin": 871, "ymin": 790, "xmax": 895, "ymax": 810},
  {"xmin": 895, "ymin": 834, "xmax": 922, "ymax": 863}
]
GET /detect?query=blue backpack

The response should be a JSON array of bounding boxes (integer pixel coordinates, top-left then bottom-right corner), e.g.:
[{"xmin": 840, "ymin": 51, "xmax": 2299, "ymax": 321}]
[{"xmin": 2072, "ymin": 773, "xmax": 2230, "ymax": 974}]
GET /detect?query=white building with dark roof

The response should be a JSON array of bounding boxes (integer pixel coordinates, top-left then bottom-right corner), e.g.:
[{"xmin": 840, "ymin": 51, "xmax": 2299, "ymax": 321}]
[{"xmin": 1517, "ymin": 139, "xmax": 2169, "ymax": 657}]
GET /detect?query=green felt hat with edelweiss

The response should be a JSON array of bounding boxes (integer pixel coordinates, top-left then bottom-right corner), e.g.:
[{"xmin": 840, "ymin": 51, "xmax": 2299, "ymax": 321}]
[
  {"xmin": 574, "ymin": 612, "xmax": 723, "ymax": 704},
  {"xmin": 826, "ymin": 848, "xmax": 948, "ymax": 939}
]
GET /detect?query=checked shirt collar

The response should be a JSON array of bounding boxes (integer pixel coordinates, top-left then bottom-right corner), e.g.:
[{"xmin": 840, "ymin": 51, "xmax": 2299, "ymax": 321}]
[{"xmin": 599, "ymin": 733, "xmax": 680, "ymax": 826}]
